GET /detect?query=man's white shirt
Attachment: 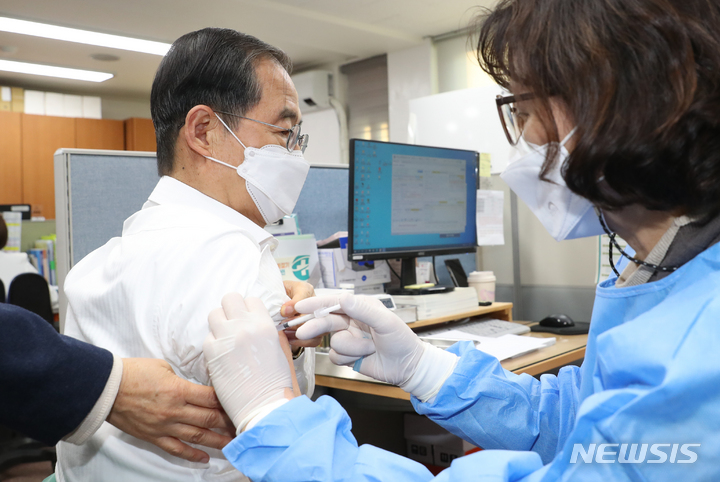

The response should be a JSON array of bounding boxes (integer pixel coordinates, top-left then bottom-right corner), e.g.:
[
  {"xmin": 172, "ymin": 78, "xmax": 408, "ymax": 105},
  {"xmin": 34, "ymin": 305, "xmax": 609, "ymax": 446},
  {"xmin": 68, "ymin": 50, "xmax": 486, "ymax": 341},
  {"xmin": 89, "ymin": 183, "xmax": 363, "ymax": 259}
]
[{"xmin": 57, "ymin": 176, "xmax": 314, "ymax": 482}]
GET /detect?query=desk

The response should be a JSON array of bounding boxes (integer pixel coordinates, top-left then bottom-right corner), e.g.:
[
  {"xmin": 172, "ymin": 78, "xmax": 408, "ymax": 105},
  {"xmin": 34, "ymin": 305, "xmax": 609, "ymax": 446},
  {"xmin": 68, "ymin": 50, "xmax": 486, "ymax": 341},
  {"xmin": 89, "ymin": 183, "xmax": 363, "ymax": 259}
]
[{"xmin": 315, "ymin": 302, "xmax": 587, "ymax": 401}]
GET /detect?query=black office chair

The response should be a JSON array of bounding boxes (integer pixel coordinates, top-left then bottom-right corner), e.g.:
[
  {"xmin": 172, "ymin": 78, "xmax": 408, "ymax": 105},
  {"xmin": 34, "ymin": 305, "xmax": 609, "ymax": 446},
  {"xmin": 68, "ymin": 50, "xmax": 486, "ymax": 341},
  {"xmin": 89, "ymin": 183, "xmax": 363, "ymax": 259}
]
[
  {"xmin": 0, "ymin": 428, "xmax": 56, "ymax": 475},
  {"xmin": 7, "ymin": 273, "xmax": 53, "ymax": 324},
  {"xmin": 0, "ymin": 279, "xmax": 5, "ymax": 303}
]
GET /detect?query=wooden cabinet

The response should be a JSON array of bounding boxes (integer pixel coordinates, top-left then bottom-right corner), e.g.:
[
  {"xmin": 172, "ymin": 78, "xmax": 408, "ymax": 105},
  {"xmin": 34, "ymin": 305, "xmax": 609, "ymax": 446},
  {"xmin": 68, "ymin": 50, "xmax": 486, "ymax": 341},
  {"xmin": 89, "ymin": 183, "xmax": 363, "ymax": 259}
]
[
  {"xmin": 125, "ymin": 117, "xmax": 156, "ymax": 152},
  {"xmin": 76, "ymin": 118, "xmax": 125, "ymax": 150},
  {"xmin": 0, "ymin": 114, "xmax": 145, "ymax": 219},
  {"xmin": 22, "ymin": 114, "xmax": 76, "ymax": 219},
  {"xmin": 0, "ymin": 111, "xmax": 22, "ymax": 204}
]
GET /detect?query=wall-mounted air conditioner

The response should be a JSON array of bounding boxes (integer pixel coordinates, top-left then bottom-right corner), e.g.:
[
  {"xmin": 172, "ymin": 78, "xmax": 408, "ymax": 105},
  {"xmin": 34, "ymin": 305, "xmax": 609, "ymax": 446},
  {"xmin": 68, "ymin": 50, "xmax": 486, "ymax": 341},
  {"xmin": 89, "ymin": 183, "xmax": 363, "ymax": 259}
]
[{"xmin": 291, "ymin": 70, "xmax": 333, "ymax": 113}]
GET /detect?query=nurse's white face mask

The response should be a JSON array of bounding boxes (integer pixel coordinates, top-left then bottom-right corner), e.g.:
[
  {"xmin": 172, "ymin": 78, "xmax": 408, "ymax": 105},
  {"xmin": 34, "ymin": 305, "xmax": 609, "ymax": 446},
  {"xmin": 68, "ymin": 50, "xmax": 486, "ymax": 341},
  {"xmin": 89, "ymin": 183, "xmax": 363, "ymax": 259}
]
[
  {"xmin": 205, "ymin": 113, "xmax": 310, "ymax": 225},
  {"xmin": 500, "ymin": 128, "xmax": 604, "ymax": 241}
]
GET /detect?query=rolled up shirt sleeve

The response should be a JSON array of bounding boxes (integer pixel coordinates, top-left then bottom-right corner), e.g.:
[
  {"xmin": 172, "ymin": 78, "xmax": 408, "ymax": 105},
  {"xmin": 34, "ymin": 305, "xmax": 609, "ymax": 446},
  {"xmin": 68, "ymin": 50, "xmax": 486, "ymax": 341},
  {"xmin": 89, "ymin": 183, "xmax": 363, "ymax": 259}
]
[{"xmin": 63, "ymin": 354, "xmax": 123, "ymax": 445}]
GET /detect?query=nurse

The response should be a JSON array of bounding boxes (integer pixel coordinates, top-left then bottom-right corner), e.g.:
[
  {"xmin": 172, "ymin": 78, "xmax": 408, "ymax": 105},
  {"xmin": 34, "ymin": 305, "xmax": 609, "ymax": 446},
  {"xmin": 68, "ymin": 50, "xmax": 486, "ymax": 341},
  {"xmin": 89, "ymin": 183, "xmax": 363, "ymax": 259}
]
[{"xmin": 205, "ymin": 0, "xmax": 720, "ymax": 479}]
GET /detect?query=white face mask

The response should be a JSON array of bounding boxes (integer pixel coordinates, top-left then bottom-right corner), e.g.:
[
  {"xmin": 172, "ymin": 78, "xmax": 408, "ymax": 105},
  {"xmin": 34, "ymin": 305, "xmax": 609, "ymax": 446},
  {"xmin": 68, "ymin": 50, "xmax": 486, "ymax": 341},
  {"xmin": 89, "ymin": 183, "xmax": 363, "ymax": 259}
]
[
  {"xmin": 205, "ymin": 113, "xmax": 310, "ymax": 225},
  {"xmin": 500, "ymin": 128, "xmax": 604, "ymax": 241}
]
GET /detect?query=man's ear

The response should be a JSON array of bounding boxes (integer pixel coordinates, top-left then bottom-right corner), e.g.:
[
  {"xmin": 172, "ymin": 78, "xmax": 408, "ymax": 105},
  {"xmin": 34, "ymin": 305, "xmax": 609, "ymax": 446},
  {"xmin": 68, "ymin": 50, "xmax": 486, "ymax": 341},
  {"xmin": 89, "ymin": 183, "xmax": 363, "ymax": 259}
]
[{"xmin": 183, "ymin": 105, "xmax": 218, "ymax": 158}]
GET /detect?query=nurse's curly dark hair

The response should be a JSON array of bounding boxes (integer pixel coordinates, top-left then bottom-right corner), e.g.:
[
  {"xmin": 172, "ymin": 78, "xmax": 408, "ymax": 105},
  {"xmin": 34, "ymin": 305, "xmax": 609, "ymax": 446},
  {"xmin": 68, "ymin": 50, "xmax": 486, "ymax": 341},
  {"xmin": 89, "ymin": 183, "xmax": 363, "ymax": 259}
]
[{"xmin": 476, "ymin": 0, "xmax": 720, "ymax": 221}]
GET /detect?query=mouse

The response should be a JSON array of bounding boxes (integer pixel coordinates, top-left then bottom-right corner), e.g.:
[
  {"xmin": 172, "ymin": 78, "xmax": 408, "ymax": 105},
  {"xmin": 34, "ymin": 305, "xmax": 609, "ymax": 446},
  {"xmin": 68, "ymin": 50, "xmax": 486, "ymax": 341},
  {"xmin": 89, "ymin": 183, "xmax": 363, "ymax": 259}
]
[{"xmin": 539, "ymin": 314, "xmax": 575, "ymax": 328}]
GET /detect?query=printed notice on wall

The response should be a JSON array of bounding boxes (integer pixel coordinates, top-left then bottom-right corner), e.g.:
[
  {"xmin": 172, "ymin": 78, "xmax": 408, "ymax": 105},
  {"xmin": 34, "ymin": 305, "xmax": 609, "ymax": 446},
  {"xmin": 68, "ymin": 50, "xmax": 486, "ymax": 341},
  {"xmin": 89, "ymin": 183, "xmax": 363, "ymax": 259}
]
[
  {"xmin": 476, "ymin": 190, "xmax": 504, "ymax": 246},
  {"xmin": 479, "ymin": 153, "xmax": 492, "ymax": 178},
  {"xmin": 597, "ymin": 234, "xmax": 629, "ymax": 283}
]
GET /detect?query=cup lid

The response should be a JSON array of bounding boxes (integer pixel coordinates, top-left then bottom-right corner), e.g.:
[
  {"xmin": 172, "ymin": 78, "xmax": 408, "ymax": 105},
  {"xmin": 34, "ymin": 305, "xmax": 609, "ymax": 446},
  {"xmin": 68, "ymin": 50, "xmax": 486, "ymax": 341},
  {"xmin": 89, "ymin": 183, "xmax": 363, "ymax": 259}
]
[{"xmin": 468, "ymin": 271, "xmax": 496, "ymax": 281}]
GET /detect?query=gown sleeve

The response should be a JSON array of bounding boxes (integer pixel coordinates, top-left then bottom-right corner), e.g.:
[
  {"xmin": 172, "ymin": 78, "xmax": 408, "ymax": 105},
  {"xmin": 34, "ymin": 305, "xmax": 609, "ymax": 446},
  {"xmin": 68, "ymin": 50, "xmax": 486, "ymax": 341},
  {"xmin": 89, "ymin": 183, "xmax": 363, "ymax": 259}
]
[
  {"xmin": 223, "ymin": 395, "xmax": 544, "ymax": 482},
  {"xmin": 223, "ymin": 278, "xmax": 720, "ymax": 482},
  {"xmin": 413, "ymin": 341, "xmax": 582, "ymax": 463}
]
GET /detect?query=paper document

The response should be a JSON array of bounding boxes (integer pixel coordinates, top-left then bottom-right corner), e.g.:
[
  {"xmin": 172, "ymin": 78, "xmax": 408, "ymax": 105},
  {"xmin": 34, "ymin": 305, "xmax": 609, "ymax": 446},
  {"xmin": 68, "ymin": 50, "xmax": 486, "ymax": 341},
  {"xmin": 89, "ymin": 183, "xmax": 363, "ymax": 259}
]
[
  {"xmin": 476, "ymin": 190, "xmax": 504, "ymax": 246},
  {"xmin": 421, "ymin": 332, "xmax": 555, "ymax": 361},
  {"xmin": 479, "ymin": 153, "xmax": 492, "ymax": 178}
]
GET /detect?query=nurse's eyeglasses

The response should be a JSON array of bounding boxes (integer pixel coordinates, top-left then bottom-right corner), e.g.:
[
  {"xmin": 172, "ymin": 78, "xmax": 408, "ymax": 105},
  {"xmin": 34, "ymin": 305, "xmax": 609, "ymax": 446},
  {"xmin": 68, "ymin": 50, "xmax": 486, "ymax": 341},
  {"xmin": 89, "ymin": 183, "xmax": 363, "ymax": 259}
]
[
  {"xmin": 215, "ymin": 110, "xmax": 309, "ymax": 153},
  {"xmin": 495, "ymin": 93, "xmax": 535, "ymax": 146}
]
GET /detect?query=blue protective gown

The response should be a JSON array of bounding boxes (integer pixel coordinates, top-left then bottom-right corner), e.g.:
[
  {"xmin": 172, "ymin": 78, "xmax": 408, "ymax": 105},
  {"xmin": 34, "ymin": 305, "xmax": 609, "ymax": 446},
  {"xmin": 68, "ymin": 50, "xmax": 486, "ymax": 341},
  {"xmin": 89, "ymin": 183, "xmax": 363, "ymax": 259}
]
[{"xmin": 224, "ymin": 242, "xmax": 720, "ymax": 481}]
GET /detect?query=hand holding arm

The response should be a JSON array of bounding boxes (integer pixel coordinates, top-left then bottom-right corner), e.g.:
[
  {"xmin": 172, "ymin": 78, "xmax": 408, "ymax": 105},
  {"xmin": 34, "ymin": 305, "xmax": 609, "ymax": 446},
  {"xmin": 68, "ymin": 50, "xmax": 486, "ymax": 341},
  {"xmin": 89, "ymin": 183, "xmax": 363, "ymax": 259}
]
[
  {"xmin": 107, "ymin": 358, "xmax": 234, "ymax": 464},
  {"xmin": 281, "ymin": 280, "xmax": 315, "ymax": 317},
  {"xmin": 295, "ymin": 294, "xmax": 458, "ymax": 401}
]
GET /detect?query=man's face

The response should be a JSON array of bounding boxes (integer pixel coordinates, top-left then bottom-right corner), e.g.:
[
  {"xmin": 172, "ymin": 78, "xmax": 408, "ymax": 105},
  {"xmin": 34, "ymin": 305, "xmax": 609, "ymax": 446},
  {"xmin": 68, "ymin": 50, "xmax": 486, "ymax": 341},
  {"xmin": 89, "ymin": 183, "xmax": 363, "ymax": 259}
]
[
  {"xmin": 213, "ymin": 58, "xmax": 302, "ymax": 224},
  {"xmin": 232, "ymin": 59, "xmax": 302, "ymax": 151}
]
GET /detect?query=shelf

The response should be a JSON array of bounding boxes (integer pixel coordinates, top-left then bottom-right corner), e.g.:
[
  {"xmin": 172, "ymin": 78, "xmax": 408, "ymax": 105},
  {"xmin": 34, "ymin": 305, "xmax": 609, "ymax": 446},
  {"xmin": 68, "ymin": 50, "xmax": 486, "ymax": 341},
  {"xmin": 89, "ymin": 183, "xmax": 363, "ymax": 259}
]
[{"xmin": 406, "ymin": 302, "xmax": 513, "ymax": 330}]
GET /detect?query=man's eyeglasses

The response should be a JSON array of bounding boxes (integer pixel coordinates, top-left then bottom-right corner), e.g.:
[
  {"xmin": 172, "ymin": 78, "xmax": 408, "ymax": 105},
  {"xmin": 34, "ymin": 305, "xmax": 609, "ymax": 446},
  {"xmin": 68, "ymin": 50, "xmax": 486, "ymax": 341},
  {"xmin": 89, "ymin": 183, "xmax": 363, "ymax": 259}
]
[
  {"xmin": 215, "ymin": 110, "xmax": 309, "ymax": 153},
  {"xmin": 495, "ymin": 93, "xmax": 535, "ymax": 145}
]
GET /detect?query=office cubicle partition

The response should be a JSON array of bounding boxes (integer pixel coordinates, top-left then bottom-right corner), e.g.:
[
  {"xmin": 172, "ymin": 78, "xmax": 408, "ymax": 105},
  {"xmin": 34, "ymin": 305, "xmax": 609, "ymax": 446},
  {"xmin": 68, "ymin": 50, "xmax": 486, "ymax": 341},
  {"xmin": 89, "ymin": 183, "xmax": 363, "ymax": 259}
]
[
  {"xmin": 54, "ymin": 149, "xmax": 159, "ymax": 328},
  {"xmin": 54, "ymin": 151, "xmax": 476, "ymax": 329},
  {"xmin": 293, "ymin": 164, "xmax": 348, "ymax": 241},
  {"xmin": 54, "ymin": 150, "xmax": 351, "ymax": 328}
]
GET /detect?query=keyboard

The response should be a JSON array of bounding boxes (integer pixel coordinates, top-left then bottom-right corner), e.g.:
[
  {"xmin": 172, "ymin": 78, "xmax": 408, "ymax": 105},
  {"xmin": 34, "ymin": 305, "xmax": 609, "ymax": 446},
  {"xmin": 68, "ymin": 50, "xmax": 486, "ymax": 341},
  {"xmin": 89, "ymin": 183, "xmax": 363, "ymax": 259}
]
[{"xmin": 420, "ymin": 318, "xmax": 530, "ymax": 338}]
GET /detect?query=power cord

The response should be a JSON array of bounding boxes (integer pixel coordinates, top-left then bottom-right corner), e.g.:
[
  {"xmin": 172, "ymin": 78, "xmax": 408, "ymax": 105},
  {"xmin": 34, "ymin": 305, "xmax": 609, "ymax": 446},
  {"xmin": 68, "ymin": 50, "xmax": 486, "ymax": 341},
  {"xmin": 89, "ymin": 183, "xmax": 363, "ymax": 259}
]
[{"xmin": 388, "ymin": 259, "xmax": 401, "ymax": 281}]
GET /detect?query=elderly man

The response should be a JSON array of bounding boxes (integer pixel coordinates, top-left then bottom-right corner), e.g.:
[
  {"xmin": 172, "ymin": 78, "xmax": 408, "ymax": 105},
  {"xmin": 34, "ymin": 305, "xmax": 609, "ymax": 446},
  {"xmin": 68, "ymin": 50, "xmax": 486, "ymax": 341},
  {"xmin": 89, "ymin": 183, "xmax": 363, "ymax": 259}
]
[{"xmin": 56, "ymin": 28, "xmax": 316, "ymax": 481}]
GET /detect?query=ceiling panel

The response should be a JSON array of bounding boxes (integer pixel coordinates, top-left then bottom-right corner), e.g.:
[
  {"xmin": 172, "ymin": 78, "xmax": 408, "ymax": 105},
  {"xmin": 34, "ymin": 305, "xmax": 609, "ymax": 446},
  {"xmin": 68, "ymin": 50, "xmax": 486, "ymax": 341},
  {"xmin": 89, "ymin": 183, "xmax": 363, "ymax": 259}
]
[{"xmin": 0, "ymin": 0, "xmax": 496, "ymax": 99}]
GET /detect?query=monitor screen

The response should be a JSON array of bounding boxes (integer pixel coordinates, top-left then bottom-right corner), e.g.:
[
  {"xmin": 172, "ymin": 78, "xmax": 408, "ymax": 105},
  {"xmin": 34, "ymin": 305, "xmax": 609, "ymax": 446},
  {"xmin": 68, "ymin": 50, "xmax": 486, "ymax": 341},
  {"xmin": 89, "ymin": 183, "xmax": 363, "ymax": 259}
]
[{"xmin": 349, "ymin": 139, "xmax": 478, "ymax": 261}]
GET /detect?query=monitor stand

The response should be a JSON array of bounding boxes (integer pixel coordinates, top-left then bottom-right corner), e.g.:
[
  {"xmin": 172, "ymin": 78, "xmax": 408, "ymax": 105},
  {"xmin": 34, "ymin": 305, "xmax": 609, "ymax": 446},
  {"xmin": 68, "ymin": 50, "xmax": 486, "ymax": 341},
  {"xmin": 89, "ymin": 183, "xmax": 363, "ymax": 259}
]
[
  {"xmin": 400, "ymin": 257, "xmax": 417, "ymax": 287},
  {"xmin": 387, "ymin": 257, "xmax": 455, "ymax": 295}
]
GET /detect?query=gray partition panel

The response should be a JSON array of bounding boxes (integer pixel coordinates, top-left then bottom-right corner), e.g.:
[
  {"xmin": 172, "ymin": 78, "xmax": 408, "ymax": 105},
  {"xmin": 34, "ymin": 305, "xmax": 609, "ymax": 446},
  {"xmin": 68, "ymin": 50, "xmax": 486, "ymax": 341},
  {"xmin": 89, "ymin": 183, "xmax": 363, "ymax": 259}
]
[
  {"xmin": 56, "ymin": 154, "xmax": 476, "ymax": 327},
  {"xmin": 54, "ymin": 149, "xmax": 159, "ymax": 330},
  {"xmin": 69, "ymin": 154, "xmax": 159, "ymax": 263},
  {"xmin": 294, "ymin": 164, "xmax": 348, "ymax": 241},
  {"xmin": 63, "ymin": 157, "xmax": 349, "ymax": 268}
]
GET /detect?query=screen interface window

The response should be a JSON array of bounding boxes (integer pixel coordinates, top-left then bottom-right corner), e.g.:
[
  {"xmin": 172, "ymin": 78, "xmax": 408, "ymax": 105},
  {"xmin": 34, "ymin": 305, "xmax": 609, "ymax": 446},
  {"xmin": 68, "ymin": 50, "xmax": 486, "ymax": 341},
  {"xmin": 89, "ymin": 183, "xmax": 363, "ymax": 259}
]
[{"xmin": 353, "ymin": 141, "xmax": 476, "ymax": 255}]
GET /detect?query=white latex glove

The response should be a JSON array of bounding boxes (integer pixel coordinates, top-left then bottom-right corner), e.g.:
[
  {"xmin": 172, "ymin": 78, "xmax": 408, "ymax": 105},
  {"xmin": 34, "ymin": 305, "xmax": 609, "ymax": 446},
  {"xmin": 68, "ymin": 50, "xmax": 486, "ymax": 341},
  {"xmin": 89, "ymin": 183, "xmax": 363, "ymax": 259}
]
[
  {"xmin": 295, "ymin": 294, "xmax": 459, "ymax": 401},
  {"xmin": 203, "ymin": 293, "xmax": 294, "ymax": 434}
]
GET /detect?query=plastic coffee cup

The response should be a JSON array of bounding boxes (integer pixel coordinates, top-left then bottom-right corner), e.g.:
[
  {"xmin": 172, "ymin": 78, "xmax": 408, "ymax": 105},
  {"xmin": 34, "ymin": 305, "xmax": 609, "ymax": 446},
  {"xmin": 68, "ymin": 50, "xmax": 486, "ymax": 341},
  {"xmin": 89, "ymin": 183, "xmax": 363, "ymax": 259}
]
[{"xmin": 468, "ymin": 271, "xmax": 496, "ymax": 303}]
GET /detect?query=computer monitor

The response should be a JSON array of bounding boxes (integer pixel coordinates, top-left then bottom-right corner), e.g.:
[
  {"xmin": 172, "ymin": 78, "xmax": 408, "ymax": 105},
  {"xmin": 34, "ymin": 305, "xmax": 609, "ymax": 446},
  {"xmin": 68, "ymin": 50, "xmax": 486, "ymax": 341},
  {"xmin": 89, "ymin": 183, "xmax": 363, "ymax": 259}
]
[
  {"xmin": 349, "ymin": 139, "xmax": 478, "ymax": 287},
  {"xmin": 0, "ymin": 204, "xmax": 31, "ymax": 220}
]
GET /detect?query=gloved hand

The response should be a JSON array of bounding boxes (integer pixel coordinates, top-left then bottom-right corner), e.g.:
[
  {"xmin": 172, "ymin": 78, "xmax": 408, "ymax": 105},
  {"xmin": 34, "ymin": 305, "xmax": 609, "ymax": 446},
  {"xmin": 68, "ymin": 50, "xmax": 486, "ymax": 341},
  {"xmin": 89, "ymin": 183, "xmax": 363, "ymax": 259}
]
[
  {"xmin": 203, "ymin": 293, "xmax": 296, "ymax": 434},
  {"xmin": 295, "ymin": 294, "xmax": 458, "ymax": 401}
]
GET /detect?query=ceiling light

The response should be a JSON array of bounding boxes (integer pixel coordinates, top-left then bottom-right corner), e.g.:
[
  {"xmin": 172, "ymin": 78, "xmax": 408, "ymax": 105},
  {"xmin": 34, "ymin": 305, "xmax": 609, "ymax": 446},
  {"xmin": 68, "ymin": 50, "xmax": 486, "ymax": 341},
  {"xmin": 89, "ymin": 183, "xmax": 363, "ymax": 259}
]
[
  {"xmin": 0, "ymin": 17, "xmax": 171, "ymax": 56},
  {"xmin": 91, "ymin": 53, "xmax": 120, "ymax": 62},
  {"xmin": 0, "ymin": 59, "xmax": 113, "ymax": 82}
]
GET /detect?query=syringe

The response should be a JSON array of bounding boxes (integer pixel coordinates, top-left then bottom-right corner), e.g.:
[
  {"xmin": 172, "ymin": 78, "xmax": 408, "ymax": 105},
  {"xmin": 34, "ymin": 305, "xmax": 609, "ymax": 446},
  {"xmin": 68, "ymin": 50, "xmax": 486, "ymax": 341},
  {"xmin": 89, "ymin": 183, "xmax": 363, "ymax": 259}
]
[{"xmin": 276, "ymin": 303, "xmax": 341, "ymax": 331}]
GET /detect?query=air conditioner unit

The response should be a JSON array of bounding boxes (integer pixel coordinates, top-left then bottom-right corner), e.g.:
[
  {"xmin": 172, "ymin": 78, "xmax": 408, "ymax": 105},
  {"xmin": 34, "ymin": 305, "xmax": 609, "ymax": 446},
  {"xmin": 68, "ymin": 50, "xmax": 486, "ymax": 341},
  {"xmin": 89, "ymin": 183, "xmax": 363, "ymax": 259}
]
[{"xmin": 291, "ymin": 70, "xmax": 333, "ymax": 112}]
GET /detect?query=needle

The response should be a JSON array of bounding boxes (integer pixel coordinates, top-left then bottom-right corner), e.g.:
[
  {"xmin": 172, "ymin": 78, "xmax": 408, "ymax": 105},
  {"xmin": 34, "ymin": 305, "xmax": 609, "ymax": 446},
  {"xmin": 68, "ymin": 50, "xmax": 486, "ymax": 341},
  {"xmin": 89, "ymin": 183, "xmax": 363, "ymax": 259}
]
[{"xmin": 276, "ymin": 303, "xmax": 341, "ymax": 330}]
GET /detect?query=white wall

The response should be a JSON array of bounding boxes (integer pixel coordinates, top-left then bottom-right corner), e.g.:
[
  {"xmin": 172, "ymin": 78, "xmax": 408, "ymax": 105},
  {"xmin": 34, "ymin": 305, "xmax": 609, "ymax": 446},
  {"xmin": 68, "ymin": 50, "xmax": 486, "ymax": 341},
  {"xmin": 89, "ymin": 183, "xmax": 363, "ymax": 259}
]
[
  {"xmin": 436, "ymin": 34, "xmax": 499, "ymax": 93},
  {"xmin": 102, "ymin": 95, "xmax": 151, "ymax": 120},
  {"xmin": 301, "ymin": 108, "xmax": 342, "ymax": 165},
  {"xmin": 387, "ymin": 39, "xmax": 435, "ymax": 144},
  {"xmin": 517, "ymin": 197, "xmax": 598, "ymax": 287},
  {"xmin": 408, "ymin": 86, "xmax": 510, "ymax": 173}
]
